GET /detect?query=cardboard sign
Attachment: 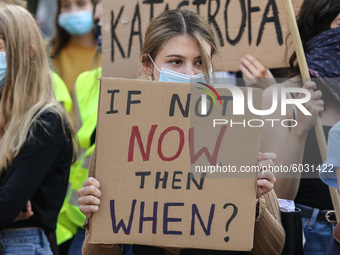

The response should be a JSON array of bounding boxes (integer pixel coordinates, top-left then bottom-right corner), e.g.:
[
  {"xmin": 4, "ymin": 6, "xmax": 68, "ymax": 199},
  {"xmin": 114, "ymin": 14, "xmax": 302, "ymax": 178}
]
[
  {"xmin": 90, "ymin": 77, "xmax": 263, "ymax": 251},
  {"xmin": 102, "ymin": 0, "xmax": 303, "ymax": 77}
]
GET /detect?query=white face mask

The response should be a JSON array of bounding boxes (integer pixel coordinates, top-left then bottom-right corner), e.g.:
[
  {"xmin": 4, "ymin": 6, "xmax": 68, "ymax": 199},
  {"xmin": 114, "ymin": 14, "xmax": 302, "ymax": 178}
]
[{"xmin": 148, "ymin": 54, "xmax": 209, "ymax": 84}]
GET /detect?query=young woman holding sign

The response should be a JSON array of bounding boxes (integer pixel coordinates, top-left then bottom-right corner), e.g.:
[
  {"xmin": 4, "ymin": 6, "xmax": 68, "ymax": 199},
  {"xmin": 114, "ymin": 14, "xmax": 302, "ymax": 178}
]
[
  {"xmin": 78, "ymin": 9, "xmax": 285, "ymax": 255},
  {"xmin": 258, "ymin": 0, "xmax": 340, "ymax": 254},
  {"xmin": 0, "ymin": 4, "xmax": 76, "ymax": 254}
]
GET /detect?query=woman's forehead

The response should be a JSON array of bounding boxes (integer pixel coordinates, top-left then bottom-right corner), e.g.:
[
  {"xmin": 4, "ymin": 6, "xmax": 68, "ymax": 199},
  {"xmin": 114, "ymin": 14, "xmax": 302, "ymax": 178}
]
[{"xmin": 158, "ymin": 34, "xmax": 211, "ymax": 58}]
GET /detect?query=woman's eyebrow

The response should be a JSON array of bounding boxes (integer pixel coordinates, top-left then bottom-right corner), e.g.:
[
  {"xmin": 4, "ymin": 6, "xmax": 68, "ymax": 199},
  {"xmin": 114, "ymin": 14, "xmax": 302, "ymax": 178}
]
[
  {"xmin": 165, "ymin": 54, "xmax": 202, "ymax": 59},
  {"xmin": 165, "ymin": 54, "xmax": 184, "ymax": 58}
]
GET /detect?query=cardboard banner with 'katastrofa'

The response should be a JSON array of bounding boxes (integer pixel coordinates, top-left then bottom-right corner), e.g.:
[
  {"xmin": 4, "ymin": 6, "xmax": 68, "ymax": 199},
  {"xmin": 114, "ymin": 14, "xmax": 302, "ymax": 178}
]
[
  {"xmin": 102, "ymin": 0, "xmax": 303, "ymax": 78},
  {"xmin": 90, "ymin": 77, "xmax": 263, "ymax": 251}
]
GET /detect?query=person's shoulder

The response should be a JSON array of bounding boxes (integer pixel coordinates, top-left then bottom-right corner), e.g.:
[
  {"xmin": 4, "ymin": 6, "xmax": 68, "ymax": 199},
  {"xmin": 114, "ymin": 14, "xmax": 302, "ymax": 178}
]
[
  {"xmin": 75, "ymin": 67, "xmax": 102, "ymax": 101},
  {"xmin": 35, "ymin": 109, "xmax": 65, "ymax": 135},
  {"xmin": 24, "ymin": 110, "xmax": 67, "ymax": 148},
  {"xmin": 37, "ymin": 109, "xmax": 61, "ymax": 122},
  {"xmin": 328, "ymin": 121, "xmax": 340, "ymax": 148},
  {"xmin": 76, "ymin": 67, "xmax": 102, "ymax": 84},
  {"xmin": 331, "ymin": 121, "xmax": 340, "ymax": 133}
]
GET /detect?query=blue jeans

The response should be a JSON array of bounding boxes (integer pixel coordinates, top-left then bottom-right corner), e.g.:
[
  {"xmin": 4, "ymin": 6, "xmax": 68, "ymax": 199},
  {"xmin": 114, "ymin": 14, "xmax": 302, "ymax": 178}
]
[
  {"xmin": 0, "ymin": 228, "xmax": 52, "ymax": 255},
  {"xmin": 123, "ymin": 244, "xmax": 134, "ymax": 255},
  {"xmin": 297, "ymin": 204, "xmax": 336, "ymax": 255},
  {"xmin": 66, "ymin": 228, "xmax": 135, "ymax": 255},
  {"xmin": 67, "ymin": 227, "xmax": 85, "ymax": 255}
]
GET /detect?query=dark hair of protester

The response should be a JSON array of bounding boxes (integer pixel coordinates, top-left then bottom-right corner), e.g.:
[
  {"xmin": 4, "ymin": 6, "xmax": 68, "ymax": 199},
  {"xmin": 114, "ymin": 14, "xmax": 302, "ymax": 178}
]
[
  {"xmin": 51, "ymin": 0, "xmax": 98, "ymax": 58},
  {"xmin": 288, "ymin": 0, "xmax": 340, "ymax": 77},
  {"xmin": 287, "ymin": 0, "xmax": 340, "ymax": 110}
]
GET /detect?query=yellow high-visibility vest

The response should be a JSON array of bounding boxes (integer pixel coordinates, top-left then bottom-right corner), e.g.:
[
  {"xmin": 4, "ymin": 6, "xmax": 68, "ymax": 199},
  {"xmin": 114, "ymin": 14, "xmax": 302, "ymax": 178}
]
[
  {"xmin": 56, "ymin": 67, "xmax": 101, "ymax": 244},
  {"xmin": 52, "ymin": 72, "xmax": 73, "ymax": 114}
]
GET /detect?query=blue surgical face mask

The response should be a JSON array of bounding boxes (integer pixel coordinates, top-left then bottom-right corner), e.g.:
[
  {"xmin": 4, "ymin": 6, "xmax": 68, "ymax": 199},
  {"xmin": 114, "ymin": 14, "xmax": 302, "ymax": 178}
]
[
  {"xmin": 158, "ymin": 67, "xmax": 206, "ymax": 83},
  {"xmin": 148, "ymin": 54, "xmax": 210, "ymax": 84},
  {"xmin": 58, "ymin": 10, "xmax": 93, "ymax": 36},
  {"xmin": 0, "ymin": 52, "xmax": 7, "ymax": 90}
]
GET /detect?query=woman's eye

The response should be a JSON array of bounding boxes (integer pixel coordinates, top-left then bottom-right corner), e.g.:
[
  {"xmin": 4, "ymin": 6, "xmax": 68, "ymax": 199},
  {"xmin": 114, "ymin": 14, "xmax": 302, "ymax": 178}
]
[
  {"xmin": 171, "ymin": 60, "xmax": 182, "ymax": 66},
  {"xmin": 61, "ymin": 3, "xmax": 70, "ymax": 9},
  {"xmin": 77, "ymin": 0, "xmax": 87, "ymax": 7},
  {"xmin": 196, "ymin": 60, "xmax": 202, "ymax": 66}
]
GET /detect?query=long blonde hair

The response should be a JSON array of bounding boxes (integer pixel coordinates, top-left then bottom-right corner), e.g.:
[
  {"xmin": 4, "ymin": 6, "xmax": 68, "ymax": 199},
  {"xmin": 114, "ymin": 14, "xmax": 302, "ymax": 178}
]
[
  {"xmin": 141, "ymin": 9, "xmax": 217, "ymax": 83},
  {"xmin": 0, "ymin": 0, "xmax": 26, "ymax": 8},
  {"xmin": 0, "ymin": 4, "xmax": 76, "ymax": 172}
]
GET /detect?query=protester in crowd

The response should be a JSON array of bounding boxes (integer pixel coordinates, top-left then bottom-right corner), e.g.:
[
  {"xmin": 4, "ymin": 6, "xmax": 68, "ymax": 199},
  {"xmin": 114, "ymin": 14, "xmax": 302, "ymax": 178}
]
[
  {"xmin": 55, "ymin": 2, "xmax": 104, "ymax": 254},
  {"xmin": 319, "ymin": 121, "xmax": 340, "ymax": 189},
  {"xmin": 0, "ymin": 4, "xmax": 76, "ymax": 255},
  {"xmin": 319, "ymin": 121, "xmax": 340, "ymax": 255},
  {"xmin": 51, "ymin": 0, "xmax": 101, "ymax": 122},
  {"xmin": 77, "ymin": 9, "xmax": 285, "ymax": 255},
  {"xmin": 74, "ymin": 0, "xmax": 102, "ymax": 131},
  {"xmin": 0, "ymin": 0, "xmax": 73, "ymax": 117},
  {"xmin": 260, "ymin": 0, "xmax": 340, "ymax": 254}
]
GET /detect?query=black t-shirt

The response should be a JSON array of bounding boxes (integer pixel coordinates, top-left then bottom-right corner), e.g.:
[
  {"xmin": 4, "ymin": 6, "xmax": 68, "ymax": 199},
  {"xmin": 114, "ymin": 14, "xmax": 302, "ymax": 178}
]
[
  {"xmin": 0, "ymin": 111, "xmax": 73, "ymax": 233},
  {"xmin": 295, "ymin": 125, "xmax": 333, "ymax": 210}
]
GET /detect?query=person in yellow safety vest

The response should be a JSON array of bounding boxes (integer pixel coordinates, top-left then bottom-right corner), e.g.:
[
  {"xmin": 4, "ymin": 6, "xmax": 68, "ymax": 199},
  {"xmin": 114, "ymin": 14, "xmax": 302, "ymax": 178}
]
[
  {"xmin": 46, "ymin": 71, "xmax": 76, "ymax": 248},
  {"xmin": 56, "ymin": 1, "xmax": 103, "ymax": 253},
  {"xmin": 51, "ymin": 72, "xmax": 76, "ymax": 246},
  {"xmin": 52, "ymin": 72, "xmax": 73, "ymax": 114},
  {"xmin": 73, "ymin": 66, "xmax": 101, "ymax": 221},
  {"xmin": 0, "ymin": 0, "xmax": 75, "ymax": 251},
  {"xmin": 56, "ymin": 67, "xmax": 102, "ymax": 254}
]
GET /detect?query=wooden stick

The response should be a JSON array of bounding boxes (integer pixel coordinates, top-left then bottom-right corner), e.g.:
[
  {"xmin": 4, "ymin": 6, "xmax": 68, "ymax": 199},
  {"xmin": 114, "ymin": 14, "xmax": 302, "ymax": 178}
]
[{"xmin": 283, "ymin": 0, "xmax": 340, "ymax": 222}]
